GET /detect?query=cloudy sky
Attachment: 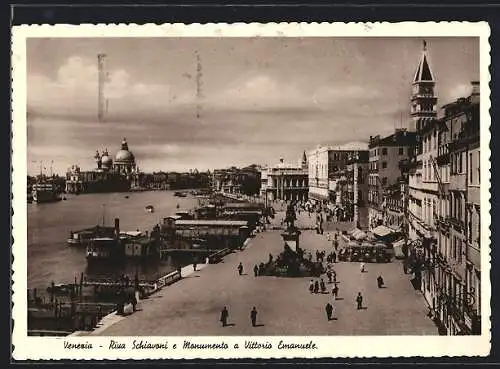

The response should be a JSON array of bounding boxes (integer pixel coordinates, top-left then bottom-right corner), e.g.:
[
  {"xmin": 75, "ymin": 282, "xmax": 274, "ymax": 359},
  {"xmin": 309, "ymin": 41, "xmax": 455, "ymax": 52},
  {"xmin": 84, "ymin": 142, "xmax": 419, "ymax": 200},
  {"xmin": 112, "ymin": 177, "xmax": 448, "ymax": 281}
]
[{"xmin": 27, "ymin": 37, "xmax": 479, "ymax": 175}]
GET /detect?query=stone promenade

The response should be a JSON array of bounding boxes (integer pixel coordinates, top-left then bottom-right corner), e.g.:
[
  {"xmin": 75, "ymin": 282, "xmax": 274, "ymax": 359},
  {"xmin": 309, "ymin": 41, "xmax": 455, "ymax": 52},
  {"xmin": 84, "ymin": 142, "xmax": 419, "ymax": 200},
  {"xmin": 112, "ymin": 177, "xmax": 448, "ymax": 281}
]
[{"xmin": 94, "ymin": 211, "xmax": 438, "ymax": 336}]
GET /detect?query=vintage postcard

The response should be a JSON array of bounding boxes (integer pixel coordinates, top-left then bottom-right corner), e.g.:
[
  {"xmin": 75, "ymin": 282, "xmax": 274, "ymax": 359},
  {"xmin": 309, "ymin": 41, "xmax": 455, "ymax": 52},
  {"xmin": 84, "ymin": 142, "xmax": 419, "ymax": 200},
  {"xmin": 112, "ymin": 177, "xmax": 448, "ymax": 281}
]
[{"xmin": 11, "ymin": 22, "xmax": 491, "ymax": 360}]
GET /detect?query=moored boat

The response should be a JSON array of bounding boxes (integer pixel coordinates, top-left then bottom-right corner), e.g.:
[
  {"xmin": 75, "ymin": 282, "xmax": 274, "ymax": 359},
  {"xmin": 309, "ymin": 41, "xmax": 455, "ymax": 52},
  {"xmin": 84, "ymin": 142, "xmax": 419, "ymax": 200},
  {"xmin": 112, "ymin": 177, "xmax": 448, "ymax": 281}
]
[{"xmin": 32, "ymin": 182, "xmax": 62, "ymax": 203}]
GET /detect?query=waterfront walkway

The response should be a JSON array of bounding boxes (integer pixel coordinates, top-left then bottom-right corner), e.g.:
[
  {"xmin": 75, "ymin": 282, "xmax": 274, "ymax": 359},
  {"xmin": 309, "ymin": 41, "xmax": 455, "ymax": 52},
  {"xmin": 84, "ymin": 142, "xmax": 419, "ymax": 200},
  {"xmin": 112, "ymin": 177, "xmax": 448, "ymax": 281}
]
[{"xmin": 94, "ymin": 211, "xmax": 437, "ymax": 336}]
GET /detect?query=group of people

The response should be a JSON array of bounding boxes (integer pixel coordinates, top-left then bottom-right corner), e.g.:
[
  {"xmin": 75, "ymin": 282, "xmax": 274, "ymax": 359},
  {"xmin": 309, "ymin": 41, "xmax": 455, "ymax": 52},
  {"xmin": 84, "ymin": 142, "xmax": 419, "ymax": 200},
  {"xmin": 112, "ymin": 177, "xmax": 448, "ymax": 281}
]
[{"xmin": 220, "ymin": 306, "xmax": 259, "ymax": 327}]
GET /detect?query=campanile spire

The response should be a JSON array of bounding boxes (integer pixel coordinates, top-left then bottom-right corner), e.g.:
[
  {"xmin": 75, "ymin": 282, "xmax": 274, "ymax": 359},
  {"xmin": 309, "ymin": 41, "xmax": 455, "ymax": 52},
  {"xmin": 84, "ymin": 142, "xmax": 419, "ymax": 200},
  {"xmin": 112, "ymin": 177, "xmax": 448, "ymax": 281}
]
[{"xmin": 409, "ymin": 40, "xmax": 437, "ymax": 132}]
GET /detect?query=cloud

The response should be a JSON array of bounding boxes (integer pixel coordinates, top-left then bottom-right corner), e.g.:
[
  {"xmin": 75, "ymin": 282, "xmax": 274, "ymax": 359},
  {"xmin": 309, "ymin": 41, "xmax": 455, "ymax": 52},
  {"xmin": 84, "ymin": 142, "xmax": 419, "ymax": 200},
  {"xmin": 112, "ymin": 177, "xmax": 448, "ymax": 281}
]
[
  {"xmin": 445, "ymin": 83, "xmax": 472, "ymax": 102},
  {"xmin": 28, "ymin": 56, "xmax": 176, "ymax": 117}
]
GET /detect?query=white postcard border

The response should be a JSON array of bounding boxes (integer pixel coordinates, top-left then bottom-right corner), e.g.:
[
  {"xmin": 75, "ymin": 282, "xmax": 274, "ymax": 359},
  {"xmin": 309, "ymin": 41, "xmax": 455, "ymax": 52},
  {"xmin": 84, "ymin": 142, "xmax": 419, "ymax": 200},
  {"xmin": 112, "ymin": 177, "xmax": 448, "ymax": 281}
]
[{"xmin": 11, "ymin": 22, "xmax": 491, "ymax": 360}]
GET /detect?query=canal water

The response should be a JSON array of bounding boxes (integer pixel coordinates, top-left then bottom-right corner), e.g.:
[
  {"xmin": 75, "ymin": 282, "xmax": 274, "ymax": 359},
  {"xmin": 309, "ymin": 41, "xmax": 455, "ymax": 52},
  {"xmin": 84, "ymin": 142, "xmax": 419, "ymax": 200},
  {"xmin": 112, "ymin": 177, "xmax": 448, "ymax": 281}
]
[{"xmin": 28, "ymin": 190, "xmax": 199, "ymax": 290}]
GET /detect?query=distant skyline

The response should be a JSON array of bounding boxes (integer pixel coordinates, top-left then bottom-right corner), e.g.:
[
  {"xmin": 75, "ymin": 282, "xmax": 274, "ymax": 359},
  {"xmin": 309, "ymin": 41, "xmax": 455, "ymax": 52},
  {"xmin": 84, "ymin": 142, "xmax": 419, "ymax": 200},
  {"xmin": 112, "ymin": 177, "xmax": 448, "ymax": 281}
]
[{"xmin": 27, "ymin": 37, "xmax": 479, "ymax": 175}]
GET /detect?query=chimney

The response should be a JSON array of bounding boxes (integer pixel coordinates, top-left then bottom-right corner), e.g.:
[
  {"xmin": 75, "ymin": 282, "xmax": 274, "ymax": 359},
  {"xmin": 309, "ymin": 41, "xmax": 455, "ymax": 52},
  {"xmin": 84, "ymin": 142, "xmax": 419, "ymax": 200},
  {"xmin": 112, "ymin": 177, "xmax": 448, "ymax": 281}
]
[{"xmin": 470, "ymin": 81, "xmax": 480, "ymax": 104}]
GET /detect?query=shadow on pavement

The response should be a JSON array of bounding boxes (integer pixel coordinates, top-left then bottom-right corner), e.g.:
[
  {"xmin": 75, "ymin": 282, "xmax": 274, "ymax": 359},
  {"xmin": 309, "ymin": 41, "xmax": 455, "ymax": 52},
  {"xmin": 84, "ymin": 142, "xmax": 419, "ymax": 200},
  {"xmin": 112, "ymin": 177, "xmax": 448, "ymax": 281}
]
[{"xmin": 254, "ymin": 324, "xmax": 265, "ymax": 327}]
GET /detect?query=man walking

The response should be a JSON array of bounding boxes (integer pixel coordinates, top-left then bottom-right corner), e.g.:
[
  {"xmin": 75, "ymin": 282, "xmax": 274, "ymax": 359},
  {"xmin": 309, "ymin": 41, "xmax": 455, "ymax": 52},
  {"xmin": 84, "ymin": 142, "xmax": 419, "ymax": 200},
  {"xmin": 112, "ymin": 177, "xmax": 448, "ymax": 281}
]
[
  {"xmin": 250, "ymin": 306, "xmax": 258, "ymax": 327},
  {"xmin": 377, "ymin": 275, "xmax": 384, "ymax": 288},
  {"xmin": 356, "ymin": 292, "xmax": 363, "ymax": 310},
  {"xmin": 326, "ymin": 270, "xmax": 332, "ymax": 284},
  {"xmin": 220, "ymin": 306, "xmax": 229, "ymax": 327},
  {"xmin": 254, "ymin": 265, "xmax": 259, "ymax": 277},
  {"xmin": 309, "ymin": 279, "xmax": 314, "ymax": 294},
  {"xmin": 332, "ymin": 283, "xmax": 339, "ymax": 300},
  {"xmin": 238, "ymin": 262, "xmax": 244, "ymax": 276},
  {"xmin": 325, "ymin": 302, "xmax": 333, "ymax": 321}
]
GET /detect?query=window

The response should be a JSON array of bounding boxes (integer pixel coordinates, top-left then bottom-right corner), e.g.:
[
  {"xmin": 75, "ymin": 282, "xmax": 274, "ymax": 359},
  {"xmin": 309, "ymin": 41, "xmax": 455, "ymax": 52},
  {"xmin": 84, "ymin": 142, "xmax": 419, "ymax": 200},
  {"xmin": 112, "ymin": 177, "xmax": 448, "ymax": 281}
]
[
  {"xmin": 469, "ymin": 152, "xmax": 473, "ymax": 183},
  {"xmin": 457, "ymin": 239, "xmax": 462, "ymax": 263},
  {"xmin": 459, "ymin": 152, "xmax": 463, "ymax": 173},
  {"xmin": 398, "ymin": 147, "xmax": 404, "ymax": 155},
  {"xmin": 382, "ymin": 148, "xmax": 387, "ymax": 155},
  {"xmin": 382, "ymin": 177, "xmax": 388, "ymax": 185},
  {"xmin": 478, "ymin": 150, "xmax": 481, "ymax": 183},
  {"xmin": 382, "ymin": 162, "xmax": 387, "ymax": 169},
  {"xmin": 408, "ymin": 147, "xmax": 412, "ymax": 156},
  {"xmin": 468, "ymin": 216, "xmax": 473, "ymax": 243}
]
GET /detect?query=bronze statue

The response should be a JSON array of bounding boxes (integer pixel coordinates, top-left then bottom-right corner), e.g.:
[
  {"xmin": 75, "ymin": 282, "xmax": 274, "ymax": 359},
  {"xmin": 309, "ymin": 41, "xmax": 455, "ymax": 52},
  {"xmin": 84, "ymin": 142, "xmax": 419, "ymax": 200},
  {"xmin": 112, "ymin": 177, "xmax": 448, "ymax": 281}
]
[{"xmin": 284, "ymin": 202, "xmax": 297, "ymax": 229}]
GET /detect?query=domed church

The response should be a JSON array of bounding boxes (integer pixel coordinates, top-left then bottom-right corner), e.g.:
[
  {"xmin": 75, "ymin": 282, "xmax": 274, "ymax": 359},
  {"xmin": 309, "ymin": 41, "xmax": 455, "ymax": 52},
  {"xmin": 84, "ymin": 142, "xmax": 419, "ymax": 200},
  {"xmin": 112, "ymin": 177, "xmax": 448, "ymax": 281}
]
[
  {"xmin": 66, "ymin": 138, "xmax": 140, "ymax": 194},
  {"xmin": 95, "ymin": 138, "xmax": 138, "ymax": 175}
]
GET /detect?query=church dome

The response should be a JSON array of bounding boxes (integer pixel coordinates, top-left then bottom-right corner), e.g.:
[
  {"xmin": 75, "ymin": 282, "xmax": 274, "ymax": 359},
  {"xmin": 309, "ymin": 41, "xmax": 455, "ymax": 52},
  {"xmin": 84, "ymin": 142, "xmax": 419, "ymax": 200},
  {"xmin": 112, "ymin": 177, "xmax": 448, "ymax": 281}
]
[
  {"xmin": 101, "ymin": 149, "xmax": 113, "ymax": 167},
  {"xmin": 114, "ymin": 138, "xmax": 135, "ymax": 163},
  {"xmin": 115, "ymin": 149, "xmax": 135, "ymax": 162}
]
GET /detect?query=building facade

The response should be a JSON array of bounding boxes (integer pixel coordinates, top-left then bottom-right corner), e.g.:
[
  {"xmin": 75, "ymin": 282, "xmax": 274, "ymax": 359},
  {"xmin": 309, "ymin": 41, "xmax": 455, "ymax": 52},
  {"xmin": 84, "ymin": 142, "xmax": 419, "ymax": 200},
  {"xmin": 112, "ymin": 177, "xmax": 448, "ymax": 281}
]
[
  {"xmin": 433, "ymin": 82, "xmax": 481, "ymax": 335},
  {"xmin": 260, "ymin": 155, "xmax": 308, "ymax": 202},
  {"xmin": 213, "ymin": 165, "xmax": 261, "ymax": 196},
  {"xmin": 336, "ymin": 150, "xmax": 369, "ymax": 228},
  {"xmin": 406, "ymin": 40, "xmax": 481, "ymax": 336},
  {"xmin": 368, "ymin": 129, "xmax": 417, "ymax": 231},
  {"xmin": 307, "ymin": 142, "xmax": 368, "ymax": 207},
  {"xmin": 406, "ymin": 41, "xmax": 441, "ymax": 319}
]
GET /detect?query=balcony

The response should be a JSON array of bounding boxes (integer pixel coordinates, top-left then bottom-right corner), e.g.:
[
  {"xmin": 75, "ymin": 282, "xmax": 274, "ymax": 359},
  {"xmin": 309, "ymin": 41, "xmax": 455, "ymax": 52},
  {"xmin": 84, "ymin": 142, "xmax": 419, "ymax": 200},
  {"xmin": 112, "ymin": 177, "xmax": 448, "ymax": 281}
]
[
  {"xmin": 466, "ymin": 243, "xmax": 481, "ymax": 268},
  {"xmin": 436, "ymin": 144, "xmax": 450, "ymax": 165},
  {"xmin": 446, "ymin": 216, "xmax": 465, "ymax": 233},
  {"xmin": 450, "ymin": 173, "xmax": 466, "ymax": 191}
]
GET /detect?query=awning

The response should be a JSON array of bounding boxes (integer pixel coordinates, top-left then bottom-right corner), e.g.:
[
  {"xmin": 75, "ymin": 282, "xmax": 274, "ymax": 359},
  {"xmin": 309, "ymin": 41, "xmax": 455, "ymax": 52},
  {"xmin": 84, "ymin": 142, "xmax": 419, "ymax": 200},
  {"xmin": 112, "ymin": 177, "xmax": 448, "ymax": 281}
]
[
  {"xmin": 392, "ymin": 239, "xmax": 406, "ymax": 258},
  {"xmin": 351, "ymin": 228, "xmax": 367, "ymax": 240},
  {"xmin": 372, "ymin": 225, "xmax": 395, "ymax": 238},
  {"xmin": 392, "ymin": 239, "xmax": 406, "ymax": 248}
]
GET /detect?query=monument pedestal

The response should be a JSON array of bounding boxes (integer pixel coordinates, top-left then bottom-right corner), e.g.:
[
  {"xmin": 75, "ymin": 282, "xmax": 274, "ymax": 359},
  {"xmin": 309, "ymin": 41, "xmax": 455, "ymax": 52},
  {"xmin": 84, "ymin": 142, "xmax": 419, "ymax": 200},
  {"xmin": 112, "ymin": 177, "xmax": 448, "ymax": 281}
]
[{"xmin": 281, "ymin": 229, "xmax": 301, "ymax": 252}]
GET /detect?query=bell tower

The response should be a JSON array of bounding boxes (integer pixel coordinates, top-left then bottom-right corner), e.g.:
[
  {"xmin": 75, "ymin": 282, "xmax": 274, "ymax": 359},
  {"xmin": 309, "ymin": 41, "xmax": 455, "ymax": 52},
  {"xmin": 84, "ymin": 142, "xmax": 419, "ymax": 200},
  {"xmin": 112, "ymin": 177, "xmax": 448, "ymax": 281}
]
[{"xmin": 409, "ymin": 40, "xmax": 438, "ymax": 132}]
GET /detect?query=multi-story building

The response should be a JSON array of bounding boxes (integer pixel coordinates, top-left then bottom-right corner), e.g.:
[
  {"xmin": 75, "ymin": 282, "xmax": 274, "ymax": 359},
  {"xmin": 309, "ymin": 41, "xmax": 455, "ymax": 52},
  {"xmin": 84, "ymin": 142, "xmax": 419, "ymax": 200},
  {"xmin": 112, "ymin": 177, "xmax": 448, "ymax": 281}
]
[
  {"xmin": 432, "ymin": 82, "xmax": 481, "ymax": 335},
  {"xmin": 406, "ymin": 40, "xmax": 481, "ymax": 336},
  {"xmin": 260, "ymin": 155, "xmax": 308, "ymax": 202},
  {"xmin": 307, "ymin": 142, "xmax": 368, "ymax": 207},
  {"xmin": 336, "ymin": 150, "xmax": 369, "ymax": 228},
  {"xmin": 213, "ymin": 165, "xmax": 261, "ymax": 196},
  {"xmin": 406, "ymin": 41, "xmax": 440, "ymax": 310},
  {"xmin": 368, "ymin": 129, "xmax": 417, "ymax": 230}
]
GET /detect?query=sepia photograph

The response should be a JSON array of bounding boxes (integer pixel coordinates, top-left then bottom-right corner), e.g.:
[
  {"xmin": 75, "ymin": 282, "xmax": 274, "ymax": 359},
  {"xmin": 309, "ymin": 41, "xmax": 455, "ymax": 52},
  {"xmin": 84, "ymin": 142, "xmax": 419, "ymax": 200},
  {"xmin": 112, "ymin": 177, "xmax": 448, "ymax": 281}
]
[{"xmin": 12, "ymin": 23, "xmax": 491, "ymax": 359}]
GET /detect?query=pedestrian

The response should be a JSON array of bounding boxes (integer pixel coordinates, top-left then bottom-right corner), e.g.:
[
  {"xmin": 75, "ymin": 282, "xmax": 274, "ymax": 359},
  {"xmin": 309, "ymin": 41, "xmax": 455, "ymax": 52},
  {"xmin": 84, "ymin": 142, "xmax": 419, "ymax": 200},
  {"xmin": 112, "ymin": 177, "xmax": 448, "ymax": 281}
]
[
  {"xmin": 238, "ymin": 262, "xmax": 244, "ymax": 276},
  {"xmin": 403, "ymin": 261, "xmax": 408, "ymax": 274},
  {"xmin": 334, "ymin": 240, "xmax": 338, "ymax": 251},
  {"xmin": 320, "ymin": 278, "xmax": 326, "ymax": 293},
  {"xmin": 309, "ymin": 279, "xmax": 314, "ymax": 293},
  {"xmin": 360, "ymin": 262, "xmax": 365, "ymax": 273},
  {"xmin": 356, "ymin": 292, "xmax": 363, "ymax": 310},
  {"xmin": 314, "ymin": 280, "xmax": 319, "ymax": 294},
  {"xmin": 326, "ymin": 270, "xmax": 332, "ymax": 284},
  {"xmin": 254, "ymin": 265, "xmax": 259, "ymax": 277},
  {"xmin": 220, "ymin": 306, "xmax": 229, "ymax": 327},
  {"xmin": 193, "ymin": 261, "xmax": 197, "ymax": 271},
  {"xmin": 250, "ymin": 306, "xmax": 258, "ymax": 327},
  {"xmin": 269, "ymin": 253, "xmax": 273, "ymax": 264},
  {"xmin": 332, "ymin": 283, "xmax": 339, "ymax": 299},
  {"xmin": 377, "ymin": 275, "xmax": 384, "ymax": 288},
  {"xmin": 332, "ymin": 252, "xmax": 337, "ymax": 263},
  {"xmin": 332, "ymin": 270, "xmax": 337, "ymax": 283},
  {"xmin": 325, "ymin": 302, "xmax": 333, "ymax": 321}
]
